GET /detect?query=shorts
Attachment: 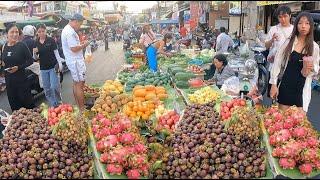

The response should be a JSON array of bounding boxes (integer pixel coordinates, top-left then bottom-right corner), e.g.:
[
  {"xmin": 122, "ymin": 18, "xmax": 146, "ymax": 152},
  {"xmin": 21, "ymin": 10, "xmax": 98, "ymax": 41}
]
[{"xmin": 66, "ymin": 61, "xmax": 86, "ymax": 82}]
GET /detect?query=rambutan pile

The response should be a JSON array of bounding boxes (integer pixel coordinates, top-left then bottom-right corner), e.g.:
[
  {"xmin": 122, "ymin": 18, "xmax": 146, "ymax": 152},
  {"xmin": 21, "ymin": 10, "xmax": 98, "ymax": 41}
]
[{"xmin": 264, "ymin": 106, "xmax": 320, "ymax": 174}]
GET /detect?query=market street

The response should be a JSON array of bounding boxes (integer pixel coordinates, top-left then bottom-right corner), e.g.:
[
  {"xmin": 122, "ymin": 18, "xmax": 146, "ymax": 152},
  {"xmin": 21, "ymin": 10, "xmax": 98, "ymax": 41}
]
[{"xmin": 0, "ymin": 41, "xmax": 124, "ymax": 134}]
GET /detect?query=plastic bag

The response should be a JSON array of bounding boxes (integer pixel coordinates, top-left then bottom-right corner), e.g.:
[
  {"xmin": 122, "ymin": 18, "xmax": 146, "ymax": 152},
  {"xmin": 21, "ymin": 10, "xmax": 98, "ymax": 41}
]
[
  {"xmin": 85, "ymin": 46, "xmax": 93, "ymax": 63},
  {"xmin": 221, "ymin": 76, "xmax": 240, "ymax": 96},
  {"xmin": 239, "ymin": 42, "xmax": 250, "ymax": 58}
]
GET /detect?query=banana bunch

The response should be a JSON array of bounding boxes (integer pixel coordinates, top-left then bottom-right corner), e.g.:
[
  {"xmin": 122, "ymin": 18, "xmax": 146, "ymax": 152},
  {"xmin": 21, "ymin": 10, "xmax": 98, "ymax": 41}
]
[{"xmin": 188, "ymin": 86, "xmax": 220, "ymax": 104}]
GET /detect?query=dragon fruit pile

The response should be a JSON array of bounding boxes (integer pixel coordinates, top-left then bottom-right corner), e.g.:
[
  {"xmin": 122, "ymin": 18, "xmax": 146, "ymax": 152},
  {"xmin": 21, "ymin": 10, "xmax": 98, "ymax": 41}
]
[
  {"xmin": 92, "ymin": 113, "xmax": 149, "ymax": 179},
  {"xmin": 264, "ymin": 106, "xmax": 320, "ymax": 174}
]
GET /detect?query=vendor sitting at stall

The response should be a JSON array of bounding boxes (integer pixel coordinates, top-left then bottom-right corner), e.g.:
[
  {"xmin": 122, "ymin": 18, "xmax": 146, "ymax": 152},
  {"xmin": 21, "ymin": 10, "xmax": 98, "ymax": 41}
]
[
  {"xmin": 146, "ymin": 33, "xmax": 173, "ymax": 72},
  {"xmin": 207, "ymin": 54, "xmax": 235, "ymax": 89}
]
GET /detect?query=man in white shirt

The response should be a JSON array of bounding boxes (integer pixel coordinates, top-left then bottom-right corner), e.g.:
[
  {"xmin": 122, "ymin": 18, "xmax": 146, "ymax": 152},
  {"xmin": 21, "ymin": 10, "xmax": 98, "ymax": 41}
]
[
  {"xmin": 265, "ymin": 5, "xmax": 293, "ymax": 97},
  {"xmin": 61, "ymin": 13, "xmax": 90, "ymax": 110},
  {"xmin": 216, "ymin": 27, "xmax": 234, "ymax": 53}
]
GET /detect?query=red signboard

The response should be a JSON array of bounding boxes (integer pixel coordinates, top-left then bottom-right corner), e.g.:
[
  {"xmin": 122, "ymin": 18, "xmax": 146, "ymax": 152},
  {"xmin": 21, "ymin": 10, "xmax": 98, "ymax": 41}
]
[{"xmin": 189, "ymin": 1, "xmax": 199, "ymax": 31}]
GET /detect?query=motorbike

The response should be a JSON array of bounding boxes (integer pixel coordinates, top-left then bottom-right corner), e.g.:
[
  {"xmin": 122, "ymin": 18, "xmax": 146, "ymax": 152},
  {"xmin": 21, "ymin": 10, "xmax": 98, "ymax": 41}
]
[{"xmin": 251, "ymin": 46, "xmax": 269, "ymax": 96}]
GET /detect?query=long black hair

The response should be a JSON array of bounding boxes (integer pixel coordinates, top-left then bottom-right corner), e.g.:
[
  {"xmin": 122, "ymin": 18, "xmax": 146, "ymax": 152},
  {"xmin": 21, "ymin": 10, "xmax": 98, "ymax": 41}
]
[{"xmin": 283, "ymin": 12, "xmax": 314, "ymax": 61}]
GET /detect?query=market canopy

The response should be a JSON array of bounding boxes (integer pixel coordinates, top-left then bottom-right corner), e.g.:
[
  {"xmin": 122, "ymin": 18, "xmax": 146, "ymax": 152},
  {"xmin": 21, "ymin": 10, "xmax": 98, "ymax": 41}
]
[
  {"xmin": 150, "ymin": 19, "xmax": 179, "ymax": 25},
  {"xmin": 15, "ymin": 19, "xmax": 56, "ymax": 29}
]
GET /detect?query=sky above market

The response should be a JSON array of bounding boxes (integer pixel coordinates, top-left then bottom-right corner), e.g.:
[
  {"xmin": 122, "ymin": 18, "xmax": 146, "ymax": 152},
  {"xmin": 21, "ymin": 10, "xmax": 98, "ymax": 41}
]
[{"xmin": 1, "ymin": 1, "xmax": 158, "ymax": 13}]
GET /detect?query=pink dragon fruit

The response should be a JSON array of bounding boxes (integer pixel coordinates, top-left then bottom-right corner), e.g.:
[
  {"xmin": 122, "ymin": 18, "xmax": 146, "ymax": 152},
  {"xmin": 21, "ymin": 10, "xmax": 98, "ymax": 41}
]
[
  {"xmin": 126, "ymin": 169, "xmax": 140, "ymax": 179},
  {"xmin": 300, "ymin": 148, "xmax": 320, "ymax": 163},
  {"xmin": 92, "ymin": 124, "xmax": 100, "ymax": 134},
  {"xmin": 100, "ymin": 152, "xmax": 109, "ymax": 163},
  {"xmin": 292, "ymin": 127, "xmax": 309, "ymax": 138},
  {"xmin": 100, "ymin": 127, "xmax": 112, "ymax": 137},
  {"xmin": 264, "ymin": 118, "xmax": 274, "ymax": 128},
  {"xmin": 283, "ymin": 116, "xmax": 296, "ymax": 129},
  {"xmin": 306, "ymin": 137, "xmax": 319, "ymax": 148},
  {"xmin": 272, "ymin": 112, "xmax": 284, "ymax": 122},
  {"xmin": 265, "ymin": 107, "xmax": 279, "ymax": 116},
  {"xmin": 106, "ymin": 164, "xmax": 123, "ymax": 175},
  {"xmin": 268, "ymin": 126, "xmax": 277, "ymax": 135},
  {"xmin": 110, "ymin": 124, "xmax": 124, "ymax": 134},
  {"xmin": 281, "ymin": 140, "xmax": 304, "ymax": 159},
  {"xmin": 101, "ymin": 118, "xmax": 112, "ymax": 127},
  {"xmin": 107, "ymin": 147, "xmax": 130, "ymax": 165},
  {"xmin": 128, "ymin": 154, "xmax": 148, "ymax": 168},
  {"xmin": 118, "ymin": 116, "xmax": 132, "ymax": 130},
  {"xmin": 273, "ymin": 121, "xmax": 284, "ymax": 131},
  {"xmin": 269, "ymin": 129, "xmax": 292, "ymax": 146},
  {"xmin": 133, "ymin": 143, "xmax": 147, "ymax": 153},
  {"xmin": 313, "ymin": 161, "xmax": 320, "ymax": 170},
  {"xmin": 119, "ymin": 133, "xmax": 136, "ymax": 144},
  {"xmin": 140, "ymin": 164, "xmax": 150, "ymax": 176},
  {"xmin": 279, "ymin": 158, "xmax": 296, "ymax": 169},
  {"xmin": 299, "ymin": 163, "xmax": 313, "ymax": 174},
  {"xmin": 272, "ymin": 147, "xmax": 284, "ymax": 157},
  {"xmin": 96, "ymin": 135, "xmax": 119, "ymax": 152}
]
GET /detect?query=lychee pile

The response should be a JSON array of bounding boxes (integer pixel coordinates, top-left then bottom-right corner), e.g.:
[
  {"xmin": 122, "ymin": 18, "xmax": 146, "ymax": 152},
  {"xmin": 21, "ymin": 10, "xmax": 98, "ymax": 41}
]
[
  {"xmin": 264, "ymin": 106, "xmax": 320, "ymax": 174},
  {"xmin": 92, "ymin": 113, "xmax": 149, "ymax": 179}
]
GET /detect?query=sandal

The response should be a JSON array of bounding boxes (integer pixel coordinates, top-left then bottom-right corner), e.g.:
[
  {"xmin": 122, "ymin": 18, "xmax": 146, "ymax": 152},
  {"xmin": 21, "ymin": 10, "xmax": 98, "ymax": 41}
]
[{"xmin": 0, "ymin": 109, "xmax": 10, "ymax": 127}]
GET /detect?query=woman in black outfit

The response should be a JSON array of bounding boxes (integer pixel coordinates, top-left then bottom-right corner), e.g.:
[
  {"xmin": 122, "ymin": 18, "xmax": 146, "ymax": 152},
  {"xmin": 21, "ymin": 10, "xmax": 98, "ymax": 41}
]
[
  {"xmin": 270, "ymin": 12, "xmax": 319, "ymax": 112},
  {"xmin": 0, "ymin": 23, "xmax": 35, "ymax": 111}
]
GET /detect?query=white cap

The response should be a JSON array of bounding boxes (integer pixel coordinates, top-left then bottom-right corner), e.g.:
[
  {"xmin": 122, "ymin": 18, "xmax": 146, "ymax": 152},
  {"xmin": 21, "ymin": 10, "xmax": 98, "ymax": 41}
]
[{"xmin": 22, "ymin": 25, "xmax": 36, "ymax": 36}]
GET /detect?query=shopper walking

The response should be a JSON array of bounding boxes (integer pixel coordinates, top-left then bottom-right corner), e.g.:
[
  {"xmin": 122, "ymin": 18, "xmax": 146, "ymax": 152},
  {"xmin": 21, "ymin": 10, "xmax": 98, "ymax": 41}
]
[
  {"xmin": 216, "ymin": 27, "xmax": 234, "ymax": 53},
  {"xmin": 0, "ymin": 23, "xmax": 35, "ymax": 111},
  {"xmin": 61, "ymin": 13, "xmax": 90, "ymax": 111},
  {"xmin": 265, "ymin": 5, "xmax": 294, "ymax": 97},
  {"xmin": 270, "ymin": 12, "xmax": 320, "ymax": 112},
  {"xmin": 34, "ymin": 23, "xmax": 64, "ymax": 107},
  {"xmin": 104, "ymin": 26, "xmax": 109, "ymax": 51}
]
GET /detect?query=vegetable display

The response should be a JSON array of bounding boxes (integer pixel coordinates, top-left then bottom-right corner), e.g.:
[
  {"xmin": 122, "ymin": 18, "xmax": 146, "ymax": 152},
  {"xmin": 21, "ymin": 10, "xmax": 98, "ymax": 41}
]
[{"xmin": 125, "ymin": 71, "xmax": 171, "ymax": 92}]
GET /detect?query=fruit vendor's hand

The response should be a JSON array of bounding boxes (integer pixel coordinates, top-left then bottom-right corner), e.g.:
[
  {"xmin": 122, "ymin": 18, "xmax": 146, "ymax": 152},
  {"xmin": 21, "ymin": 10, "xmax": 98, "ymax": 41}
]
[
  {"xmin": 8, "ymin": 66, "xmax": 18, "ymax": 74},
  {"xmin": 270, "ymin": 84, "xmax": 278, "ymax": 100}
]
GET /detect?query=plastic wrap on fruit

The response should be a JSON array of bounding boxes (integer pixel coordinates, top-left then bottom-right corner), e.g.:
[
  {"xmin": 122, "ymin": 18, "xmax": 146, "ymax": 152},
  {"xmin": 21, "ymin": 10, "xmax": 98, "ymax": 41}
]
[{"xmin": 221, "ymin": 76, "xmax": 240, "ymax": 96}]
